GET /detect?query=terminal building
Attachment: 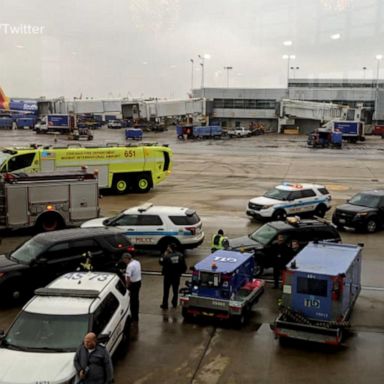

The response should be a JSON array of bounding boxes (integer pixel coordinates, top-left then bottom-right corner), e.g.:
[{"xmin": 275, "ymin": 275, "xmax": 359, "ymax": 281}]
[
  {"xmin": 40, "ymin": 78, "xmax": 384, "ymax": 134},
  {"xmin": 192, "ymin": 79, "xmax": 384, "ymax": 134}
]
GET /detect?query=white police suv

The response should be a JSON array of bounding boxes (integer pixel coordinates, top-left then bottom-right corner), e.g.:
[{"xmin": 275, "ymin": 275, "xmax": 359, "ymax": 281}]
[
  {"xmin": 246, "ymin": 183, "xmax": 331, "ymax": 221},
  {"xmin": 0, "ymin": 272, "xmax": 130, "ymax": 384},
  {"xmin": 81, "ymin": 203, "xmax": 205, "ymax": 251}
]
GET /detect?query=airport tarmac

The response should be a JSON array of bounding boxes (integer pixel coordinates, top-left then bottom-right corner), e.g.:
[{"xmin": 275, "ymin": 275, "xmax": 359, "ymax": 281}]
[{"xmin": 0, "ymin": 127, "xmax": 383, "ymax": 383}]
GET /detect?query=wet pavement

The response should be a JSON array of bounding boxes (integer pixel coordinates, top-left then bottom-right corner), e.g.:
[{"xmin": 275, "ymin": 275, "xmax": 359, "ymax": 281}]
[{"xmin": 0, "ymin": 127, "xmax": 384, "ymax": 383}]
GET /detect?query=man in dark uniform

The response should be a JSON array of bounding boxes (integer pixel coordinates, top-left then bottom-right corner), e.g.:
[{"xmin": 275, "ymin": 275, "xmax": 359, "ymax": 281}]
[
  {"xmin": 74, "ymin": 332, "xmax": 113, "ymax": 384},
  {"xmin": 159, "ymin": 243, "xmax": 187, "ymax": 309},
  {"xmin": 271, "ymin": 234, "xmax": 290, "ymax": 289}
]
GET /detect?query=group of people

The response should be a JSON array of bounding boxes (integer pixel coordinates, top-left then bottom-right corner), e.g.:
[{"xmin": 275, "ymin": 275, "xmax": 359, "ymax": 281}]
[{"xmin": 73, "ymin": 231, "xmax": 300, "ymax": 382}]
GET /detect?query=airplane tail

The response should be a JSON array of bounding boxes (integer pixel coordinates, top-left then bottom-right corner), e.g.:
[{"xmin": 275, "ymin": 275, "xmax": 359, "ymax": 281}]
[{"xmin": 0, "ymin": 87, "xmax": 10, "ymax": 109}]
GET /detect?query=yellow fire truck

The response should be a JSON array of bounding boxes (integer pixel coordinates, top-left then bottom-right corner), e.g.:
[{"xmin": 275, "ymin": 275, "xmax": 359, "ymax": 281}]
[{"xmin": 0, "ymin": 143, "xmax": 172, "ymax": 193}]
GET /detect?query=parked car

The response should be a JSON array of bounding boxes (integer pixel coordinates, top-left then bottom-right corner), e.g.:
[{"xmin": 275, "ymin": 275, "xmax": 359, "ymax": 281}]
[
  {"xmin": 228, "ymin": 217, "xmax": 341, "ymax": 276},
  {"xmin": 0, "ymin": 271, "xmax": 130, "ymax": 384},
  {"xmin": 107, "ymin": 120, "xmax": 122, "ymax": 129},
  {"xmin": 227, "ymin": 126, "xmax": 251, "ymax": 137},
  {"xmin": 81, "ymin": 203, "xmax": 204, "ymax": 251},
  {"xmin": 247, "ymin": 182, "xmax": 332, "ymax": 221},
  {"xmin": 332, "ymin": 189, "xmax": 384, "ymax": 233},
  {"xmin": 0, "ymin": 227, "xmax": 134, "ymax": 302}
]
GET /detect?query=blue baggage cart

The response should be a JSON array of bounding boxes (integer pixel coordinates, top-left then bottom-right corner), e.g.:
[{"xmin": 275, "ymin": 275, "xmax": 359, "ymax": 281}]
[
  {"xmin": 125, "ymin": 128, "xmax": 143, "ymax": 140},
  {"xmin": 180, "ymin": 250, "xmax": 265, "ymax": 325},
  {"xmin": 271, "ymin": 241, "xmax": 362, "ymax": 345}
]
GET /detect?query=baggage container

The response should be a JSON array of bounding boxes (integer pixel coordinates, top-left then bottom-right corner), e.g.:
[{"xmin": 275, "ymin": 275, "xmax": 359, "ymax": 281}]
[
  {"xmin": 180, "ymin": 250, "xmax": 265, "ymax": 326},
  {"xmin": 271, "ymin": 241, "xmax": 362, "ymax": 345}
]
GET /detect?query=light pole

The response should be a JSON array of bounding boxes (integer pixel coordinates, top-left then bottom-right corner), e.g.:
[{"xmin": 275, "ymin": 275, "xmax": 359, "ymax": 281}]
[
  {"xmin": 290, "ymin": 66, "xmax": 300, "ymax": 79},
  {"xmin": 190, "ymin": 59, "xmax": 194, "ymax": 94},
  {"xmin": 283, "ymin": 54, "xmax": 295, "ymax": 86},
  {"xmin": 362, "ymin": 66, "xmax": 367, "ymax": 79},
  {"xmin": 198, "ymin": 54, "xmax": 210, "ymax": 97},
  {"xmin": 224, "ymin": 66, "xmax": 233, "ymax": 87},
  {"xmin": 376, "ymin": 55, "xmax": 382, "ymax": 87},
  {"xmin": 374, "ymin": 55, "xmax": 383, "ymax": 121}
]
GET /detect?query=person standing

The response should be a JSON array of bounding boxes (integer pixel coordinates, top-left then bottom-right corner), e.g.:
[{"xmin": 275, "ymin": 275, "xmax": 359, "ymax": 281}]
[
  {"xmin": 122, "ymin": 253, "xmax": 141, "ymax": 322},
  {"xmin": 74, "ymin": 332, "xmax": 113, "ymax": 384},
  {"xmin": 210, "ymin": 229, "xmax": 227, "ymax": 252},
  {"xmin": 271, "ymin": 234, "xmax": 290, "ymax": 289},
  {"xmin": 159, "ymin": 243, "xmax": 187, "ymax": 309}
]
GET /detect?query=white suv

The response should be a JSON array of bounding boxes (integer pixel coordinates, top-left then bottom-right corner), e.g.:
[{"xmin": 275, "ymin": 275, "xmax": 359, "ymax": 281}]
[
  {"xmin": 81, "ymin": 203, "xmax": 204, "ymax": 251},
  {"xmin": 0, "ymin": 272, "xmax": 130, "ymax": 384},
  {"xmin": 246, "ymin": 183, "xmax": 331, "ymax": 221}
]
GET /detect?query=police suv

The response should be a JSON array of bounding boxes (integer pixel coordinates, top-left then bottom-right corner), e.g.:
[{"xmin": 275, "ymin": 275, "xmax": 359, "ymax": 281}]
[
  {"xmin": 246, "ymin": 183, "xmax": 331, "ymax": 221},
  {"xmin": 81, "ymin": 203, "xmax": 205, "ymax": 251},
  {"xmin": 0, "ymin": 272, "xmax": 130, "ymax": 384}
]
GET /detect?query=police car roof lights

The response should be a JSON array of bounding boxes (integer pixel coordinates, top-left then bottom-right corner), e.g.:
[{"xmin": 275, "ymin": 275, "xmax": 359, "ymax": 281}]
[
  {"xmin": 34, "ymin": 287, "xmax": 100, "ymax": 298},
  {"xmin": 137, "ymin": 202, "xmax": 154, "ymax": 213}
]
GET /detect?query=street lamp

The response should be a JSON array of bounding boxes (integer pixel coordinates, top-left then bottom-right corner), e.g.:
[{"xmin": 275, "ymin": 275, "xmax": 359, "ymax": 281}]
[
  {"xmin": 362, "ymin": 66, "xmax": 367, "ymax": 79},
  {"xmin": 198, "ymin": 54, "xmax": 210, "ymax": 97},
  {"xmin": 224, "ymin": 66, "xmax": 233, "ymax": 87},
  {"xmin": 190, "ymin": 59, "xmax": 194, "ymax": 94},
  {"xmin": 290, "ymin": 66, "xmax": 300, "ymax": 79},
  {"xmin": 376, "ymin": 55, "xmax": 383, "ymax": 88},
  {"xmin": 283, "ymin": 54, "xmax": 295, "ymax": 86}
]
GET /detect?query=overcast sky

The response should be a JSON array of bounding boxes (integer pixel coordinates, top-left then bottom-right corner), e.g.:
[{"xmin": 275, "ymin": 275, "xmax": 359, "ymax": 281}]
[{"xmin": 1, "ymin": 0, "xmax": 383, "ymax": 99}]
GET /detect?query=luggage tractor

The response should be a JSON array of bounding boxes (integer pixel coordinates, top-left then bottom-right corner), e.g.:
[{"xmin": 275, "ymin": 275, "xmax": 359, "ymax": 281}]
[{"xmin": 180, "ymin": 250, "xmax": 265, "ymax": 326}]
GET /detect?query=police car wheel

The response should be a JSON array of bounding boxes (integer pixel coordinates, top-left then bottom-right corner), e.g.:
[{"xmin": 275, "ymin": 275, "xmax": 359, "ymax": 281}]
[
  {"xmin": 272, "ymin": 210, "xmax": 286, "ymax": 221},
  {"xmin": 314, "ymin": 204, "xmax": 326, "ymax": 218},
  {"xmin": 366, "ymin": 218, "xmax": 378, "ymax": 233}
]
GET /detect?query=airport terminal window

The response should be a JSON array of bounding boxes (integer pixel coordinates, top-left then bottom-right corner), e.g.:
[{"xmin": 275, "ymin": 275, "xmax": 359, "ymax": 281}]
[
  {"xmin": 7, "ymin": 153, "xmax": 35, "ymax": 171},
  {"xmin": 224, "ymin": 99, "xmax": 234, "ymax": 108},
  {"xmin": 233, "ymin": 99, "xmax": 244, "ymax": 108}
]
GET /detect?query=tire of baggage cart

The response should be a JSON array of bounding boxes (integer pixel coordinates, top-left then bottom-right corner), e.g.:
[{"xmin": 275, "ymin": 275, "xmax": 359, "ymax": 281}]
[{"xmin": 232, "ymin": 305, "xmax": 250, "ymax": 327}]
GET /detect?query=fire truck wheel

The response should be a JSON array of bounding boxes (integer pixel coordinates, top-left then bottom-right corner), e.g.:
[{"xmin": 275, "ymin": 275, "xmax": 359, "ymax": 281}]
[
  {"xmin": 113, "ymin": 177, "xmax": 129, "ymax": 194},
  {"xmin": 135, "ymin": 174, "xmax": 151, "ymax": 193},
  {"xmin": 37, "ymin": 213, "xmax": 64, "ymax": 232}
]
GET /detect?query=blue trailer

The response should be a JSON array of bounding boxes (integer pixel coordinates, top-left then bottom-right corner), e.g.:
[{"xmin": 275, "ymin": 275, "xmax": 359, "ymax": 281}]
[
  {"xmin": 193, "ymin": 125, "xmax": 223, "ymax": 139},
  {"xmin": 271, "ymin": 241, "xmax": 362, "ymax": 345},
  {"xmin": 333, "ymin": 121, "xmax": 365, "ymax": 143},
  {"xmin": 16, "ymin": 117, "xmax": 36, "ymax": 129},
  {"xmin": 180, "ymin": 250, "xmax": 265, "ymax": 325},
  {"xmin": 0, "ymin": 117, "xmax": 13, "ymax": 130},
  {"xmin": 125, "ymin": 128, "xmax": 143, "ymax": 140}
]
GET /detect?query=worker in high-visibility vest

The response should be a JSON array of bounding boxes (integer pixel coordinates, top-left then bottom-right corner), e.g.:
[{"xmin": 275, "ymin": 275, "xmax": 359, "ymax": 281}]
[{"xmin": 210, "ymin": 229, "xmax": 227, "ymax": 252}]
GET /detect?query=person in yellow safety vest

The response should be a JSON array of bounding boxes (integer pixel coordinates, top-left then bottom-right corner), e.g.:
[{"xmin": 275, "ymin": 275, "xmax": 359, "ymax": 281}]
[{"xmin": 211, "ymin": 229, "xmax": 228, "ymax": 252}]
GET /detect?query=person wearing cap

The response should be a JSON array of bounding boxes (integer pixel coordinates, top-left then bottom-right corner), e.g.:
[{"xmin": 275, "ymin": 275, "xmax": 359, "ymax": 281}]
[
  {"xmin": 159, "ymin": 243, "xmax": 187, "ymax": 309},
  {"xmin": 210, "ymin": 229, "xmax": 227, "ymax": 252},
  {"xmin": 121, "ymin": 253, "xmax": 141, "ymax": 322}
]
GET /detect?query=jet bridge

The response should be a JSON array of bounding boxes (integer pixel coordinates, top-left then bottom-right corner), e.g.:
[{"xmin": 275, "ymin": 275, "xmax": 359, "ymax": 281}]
[{"xmin": 278, "ymin": 99, "xmax": 360, "ymax": 133}]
